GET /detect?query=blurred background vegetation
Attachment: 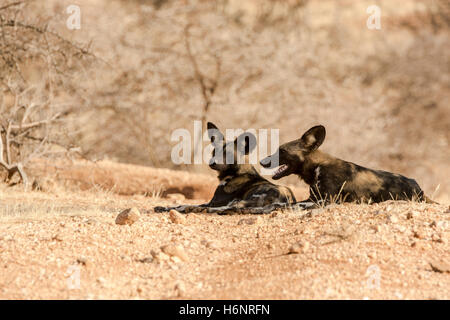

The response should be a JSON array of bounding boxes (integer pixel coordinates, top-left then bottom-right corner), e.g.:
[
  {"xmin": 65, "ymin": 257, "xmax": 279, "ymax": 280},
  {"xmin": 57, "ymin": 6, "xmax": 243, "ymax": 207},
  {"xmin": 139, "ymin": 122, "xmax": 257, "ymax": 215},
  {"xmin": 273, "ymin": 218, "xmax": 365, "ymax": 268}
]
[{"xmin": 0, "ymin": 0, "xmax": 449, "ymax": 201}]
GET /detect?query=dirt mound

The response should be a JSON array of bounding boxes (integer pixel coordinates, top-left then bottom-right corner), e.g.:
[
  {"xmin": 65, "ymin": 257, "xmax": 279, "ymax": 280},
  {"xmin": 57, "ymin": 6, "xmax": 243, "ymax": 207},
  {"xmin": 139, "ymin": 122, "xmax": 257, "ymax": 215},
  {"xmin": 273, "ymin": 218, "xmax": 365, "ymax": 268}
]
[
  {"xmin": 25, "ymin": 159, "xmax": 310, "ymax": 202},
  {"xmin": 26, "ymin": 158, "xmax": 217, "ymax": 200}
]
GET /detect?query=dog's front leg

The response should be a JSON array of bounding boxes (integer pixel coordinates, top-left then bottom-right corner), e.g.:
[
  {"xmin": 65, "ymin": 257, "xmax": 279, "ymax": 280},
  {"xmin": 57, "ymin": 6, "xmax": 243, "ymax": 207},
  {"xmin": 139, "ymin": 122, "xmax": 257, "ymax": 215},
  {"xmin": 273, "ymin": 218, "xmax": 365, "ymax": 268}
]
[
  {"xmin": 294, "ymin": 199, "xmax": 322, "ymax": 210},
  {"xmin": 153, "ymin": 203, "xmax": 210, "ymax": 213}
]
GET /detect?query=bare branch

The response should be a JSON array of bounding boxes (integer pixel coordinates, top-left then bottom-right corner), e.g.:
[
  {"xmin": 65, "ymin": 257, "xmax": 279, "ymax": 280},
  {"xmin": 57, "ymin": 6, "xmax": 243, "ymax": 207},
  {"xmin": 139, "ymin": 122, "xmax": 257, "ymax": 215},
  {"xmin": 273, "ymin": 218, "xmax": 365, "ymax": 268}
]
[
  {"xmin": 0, "ymin": 1, "xmax": 27, "ymax": 11},
  {"xmin": 0, "ymin": 131, "xmax": 29, "ymax": 189},
  {"xmin": 9, "ymin": 112, "xmax": 62, "ymax": 131}
]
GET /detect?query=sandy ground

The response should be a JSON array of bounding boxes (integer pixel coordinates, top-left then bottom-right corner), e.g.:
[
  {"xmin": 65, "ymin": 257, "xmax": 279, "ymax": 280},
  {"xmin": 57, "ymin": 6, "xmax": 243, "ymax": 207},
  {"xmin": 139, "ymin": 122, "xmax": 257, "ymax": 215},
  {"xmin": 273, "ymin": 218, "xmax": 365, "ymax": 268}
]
[{"xmin": 0, "ymin": 181, "xmax": 448, "ymax": 299}]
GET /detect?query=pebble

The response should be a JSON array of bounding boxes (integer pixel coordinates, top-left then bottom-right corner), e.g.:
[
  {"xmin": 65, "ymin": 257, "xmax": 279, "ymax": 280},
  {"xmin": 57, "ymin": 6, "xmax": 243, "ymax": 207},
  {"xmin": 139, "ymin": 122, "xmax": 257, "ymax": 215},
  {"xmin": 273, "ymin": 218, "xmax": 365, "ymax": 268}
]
[
  {"xmin": 138, "ymin": 257, "xmax": 153, "ymax": 263},
  {"xmin": 431, "ymin": 233, "xmax": 442, "ymax": 242},
  {"xmin": 288, "ymin": 241, "xmax": 310, "ymax": 254},
  {"xmin": 96, "ymin": 277, "xmax": 108, "ymax": 288},
  {"xmin": 115, "ymin": 207, "xmax": 140, "ymax": 225},
  {"xmin": 160, "ymin": 244, "xmax": 188, "ymax": 261},
  {"xmin": 429, "ymin": 260, "xmax": 450, "ymax": 273},
  {"xmin": 406, "ymin": 211, "xmax": 417, "ymax": 219},
  {"xmin": 151, "ymin": 250, "xmax": 170, "ymax": 262},
  {"xmin": 413, "ymin": 230, "xmax": 425, "ymax": 239},
  {"xmin": 367, "ymin": 252, "xmax": 377, "ymax": 259},
  {"xmin": 201, "ymin": 240, "xmax": 219, "ymax": 250},
  {"xmin": 430, "ymin": 220, "xmax": 446, "ymax": 230},
  {"xmin": 237, "ymin": 217, "xmax": 260, "ymax": 225},
  {"xmin": 174, "ymin": 282, "xmax": 185, "ymax": 296},
  {"xmin": 387, "ymin": 215, "xmax": 398, "ymax": 223},
  {"xmin": 169, "ymin": 210, "xmax": 186, "ymax": 224},
  {"xmin": 76, "ymin": 257, "xmax": 89, "ymax": 267}
]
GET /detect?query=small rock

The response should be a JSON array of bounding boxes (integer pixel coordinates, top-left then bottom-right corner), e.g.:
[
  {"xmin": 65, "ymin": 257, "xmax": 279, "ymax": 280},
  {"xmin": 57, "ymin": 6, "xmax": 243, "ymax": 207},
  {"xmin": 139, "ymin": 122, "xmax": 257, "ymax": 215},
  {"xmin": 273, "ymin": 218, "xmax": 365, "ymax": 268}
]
[
  {"xmin": 367, "ymin": 252, "xmax": 377, "ymax": 259},
  {"xmin": 237, "ymin": 217, "xmax": 260, "ymax": 225},
  {"xmin": 96, "ymin": 277, "xmax": 108, "ymax": 288},
  {"xmin": 138, "ymin": 257, "xmax": 153, "ymax": 263},
  {"xmin": 288, "ymin": 241, "xmax": 310, "ymax": 254},
  {"xmin": 387, "ymin": 215, "xmax": 398, "ymax": 223},
  {"xmin": 160, "ymin": 244, "xmax": 188, "ymax": 261},
  {"xmin": 437, "ymin": 221, "xmax": 447, "ymax": 229},
  {"xmin": 151, "ymin": 250, "xmax": 170, "ymax": 262},
  {"xmin": 169, "ymin": 209, "xmax": 186, "ymax": 224},
  {"xmin": 431, "ymin": 233, "xmax": 442, "ymax": 242},
  {"xmin": 83, "ymin": 218, "xmax": 97, "ymax": 225},
  {"xmin": 115, "ymin": 207, "xmax": 140, "ymax": 225},
  {"xmin": 406, "ymin": 211, "xmax": 417, "ymax": 219},
  {"xmin": 201, "ymin": 240, "xmax": 219, "ymax": 250},
  {"xmin": 430, "ymin": 220, "xmax": 446, "ymax": 230},
  {"xmin": 76, "ymin": 257, "xmax": 89, "ymax": 267},
  {"xmin": 52, "ymin": 234, "xmax": 63, "ymax": 242},
  {"xmin": 429, "ymin": 260, "xmax": 450, "ymax": 273},
  {"xmin": 174, "ymin": 282, "xmax": 185, "ymax": 296},
  {"xmin": 413, "ymin": 230, "xmax": 425, "ymax": 239}
]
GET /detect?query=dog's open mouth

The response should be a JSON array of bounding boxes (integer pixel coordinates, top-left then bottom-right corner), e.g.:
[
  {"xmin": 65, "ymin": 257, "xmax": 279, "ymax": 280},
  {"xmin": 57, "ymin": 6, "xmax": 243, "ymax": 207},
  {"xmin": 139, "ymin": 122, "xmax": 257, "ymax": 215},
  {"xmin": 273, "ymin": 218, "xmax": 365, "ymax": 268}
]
[{"xmin": 272, "ymin": 164, "xmax": 289, "ymax": 180}]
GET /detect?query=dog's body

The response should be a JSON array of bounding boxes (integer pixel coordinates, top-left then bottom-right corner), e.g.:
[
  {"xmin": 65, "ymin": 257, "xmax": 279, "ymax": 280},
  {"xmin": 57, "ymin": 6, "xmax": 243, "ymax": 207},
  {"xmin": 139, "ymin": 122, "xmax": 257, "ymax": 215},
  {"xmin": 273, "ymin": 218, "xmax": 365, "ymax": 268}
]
[
  {"xmin": 261, "ymin": 125, "xmax": 432, "ymax": 204},
  {"xmin": 155, "ymin": 122, "xmax": 296, "ymax": 214}
]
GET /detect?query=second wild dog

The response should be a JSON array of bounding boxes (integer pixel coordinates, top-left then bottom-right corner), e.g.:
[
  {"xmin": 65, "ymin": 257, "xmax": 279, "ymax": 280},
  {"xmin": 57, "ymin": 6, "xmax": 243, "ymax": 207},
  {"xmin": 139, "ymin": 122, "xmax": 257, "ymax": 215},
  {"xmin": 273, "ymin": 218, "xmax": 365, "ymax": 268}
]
[
  {"xmin": 154, "ymin": 122, "xmax": 296, "ymax": 214},
  {"xmin": 260, "ymin": 125, "xmax": 433, "ymax": 205}
]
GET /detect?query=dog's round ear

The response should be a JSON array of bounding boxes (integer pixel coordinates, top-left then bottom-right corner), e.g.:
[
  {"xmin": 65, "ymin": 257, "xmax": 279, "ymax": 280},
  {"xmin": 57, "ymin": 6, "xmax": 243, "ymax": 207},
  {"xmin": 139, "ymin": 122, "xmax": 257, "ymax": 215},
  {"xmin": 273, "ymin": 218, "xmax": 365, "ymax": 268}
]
[
  {"xmin": 207, "ymin": 122, "xmax": 218, "ymax": 131},
  {"xmin": 300, "ymin": 125, "xmax": 326, "ymax": 152},
  {"xmin": 235, "ymin": 132, "xmax": 257, "ymax": 155},
  {"xmin": 207, "ymin": 122, "xmax": 223, "ymax": 144}
]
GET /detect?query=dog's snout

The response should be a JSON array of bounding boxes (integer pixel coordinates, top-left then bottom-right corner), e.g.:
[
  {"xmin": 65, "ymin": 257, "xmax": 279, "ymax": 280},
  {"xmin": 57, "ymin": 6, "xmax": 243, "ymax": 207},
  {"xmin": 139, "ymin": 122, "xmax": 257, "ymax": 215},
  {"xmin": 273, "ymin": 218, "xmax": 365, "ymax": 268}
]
[{"xmin": 260, "ymin": 156, "xmax": 271, "ymax": 167}]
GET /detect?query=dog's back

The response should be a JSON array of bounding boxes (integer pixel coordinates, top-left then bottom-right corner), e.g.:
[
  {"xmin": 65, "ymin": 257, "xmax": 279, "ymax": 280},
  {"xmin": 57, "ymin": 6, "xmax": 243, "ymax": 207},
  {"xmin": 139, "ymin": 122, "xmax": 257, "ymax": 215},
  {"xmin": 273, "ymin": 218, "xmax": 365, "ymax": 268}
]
[{"xmin": 311, "ymin": 158, "xmax": 425, "ymax": 203}]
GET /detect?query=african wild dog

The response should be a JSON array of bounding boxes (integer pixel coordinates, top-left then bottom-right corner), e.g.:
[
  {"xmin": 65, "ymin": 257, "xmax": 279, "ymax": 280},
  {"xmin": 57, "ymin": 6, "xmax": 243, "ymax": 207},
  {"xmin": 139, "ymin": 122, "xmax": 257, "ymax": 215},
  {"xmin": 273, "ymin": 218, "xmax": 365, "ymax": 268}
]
[
  {"xmin": 260, "ymin": 125, "xmax": 434, "ymax": 205},
  {"xmin": 154, "ymin": 122, "xmax": 296, "ymax": 214}
]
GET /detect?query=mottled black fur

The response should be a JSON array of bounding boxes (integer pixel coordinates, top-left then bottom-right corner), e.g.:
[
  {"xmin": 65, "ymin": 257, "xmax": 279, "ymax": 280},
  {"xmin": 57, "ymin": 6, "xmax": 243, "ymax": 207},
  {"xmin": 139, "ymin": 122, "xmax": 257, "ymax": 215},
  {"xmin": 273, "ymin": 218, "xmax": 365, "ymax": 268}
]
[{"xmin": 260, "ymin": 125, "xmax": 433, "ymax": 204}]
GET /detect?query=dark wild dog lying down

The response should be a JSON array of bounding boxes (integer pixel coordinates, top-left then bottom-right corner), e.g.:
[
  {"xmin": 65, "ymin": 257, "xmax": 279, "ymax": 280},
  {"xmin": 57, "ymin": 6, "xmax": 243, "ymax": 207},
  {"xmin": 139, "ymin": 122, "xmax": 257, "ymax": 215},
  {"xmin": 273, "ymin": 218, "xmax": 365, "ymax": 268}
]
[
  {"xmin": 260, "ymin": 125, "xmax": 434, "ymax": 205},
  {"xmin": 154, "ymin": 122, "xmax": 297, "ymax": 214}
]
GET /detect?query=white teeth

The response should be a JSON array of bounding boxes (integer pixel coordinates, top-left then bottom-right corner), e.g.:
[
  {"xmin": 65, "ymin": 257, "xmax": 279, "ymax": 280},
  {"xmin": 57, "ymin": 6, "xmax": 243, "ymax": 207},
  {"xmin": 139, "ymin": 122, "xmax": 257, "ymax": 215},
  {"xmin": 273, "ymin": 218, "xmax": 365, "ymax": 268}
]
[{"xmin": 273, "ymin": 164, "xmax": 288, "ymax": 177}]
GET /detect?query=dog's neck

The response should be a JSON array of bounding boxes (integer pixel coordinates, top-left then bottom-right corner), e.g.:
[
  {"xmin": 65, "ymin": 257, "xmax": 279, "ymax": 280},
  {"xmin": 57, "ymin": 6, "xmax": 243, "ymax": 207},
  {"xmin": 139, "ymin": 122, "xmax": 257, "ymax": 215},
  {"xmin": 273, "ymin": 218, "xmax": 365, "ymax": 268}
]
[
  {"xmin": 217, "ymin": 164, "xmax": 265, "ymax": 184},
  {"xmin": 297, "ymin": 150, "xmax": 335, "ymax": 185}
]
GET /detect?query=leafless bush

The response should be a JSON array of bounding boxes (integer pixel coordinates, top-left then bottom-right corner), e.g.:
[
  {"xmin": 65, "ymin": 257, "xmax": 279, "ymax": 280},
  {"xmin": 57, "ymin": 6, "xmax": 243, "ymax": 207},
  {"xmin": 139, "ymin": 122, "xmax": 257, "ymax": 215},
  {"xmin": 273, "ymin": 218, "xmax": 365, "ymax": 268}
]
[{"xmin": 0, "ymin": 1, "xmax": 94, "ymax": 187}]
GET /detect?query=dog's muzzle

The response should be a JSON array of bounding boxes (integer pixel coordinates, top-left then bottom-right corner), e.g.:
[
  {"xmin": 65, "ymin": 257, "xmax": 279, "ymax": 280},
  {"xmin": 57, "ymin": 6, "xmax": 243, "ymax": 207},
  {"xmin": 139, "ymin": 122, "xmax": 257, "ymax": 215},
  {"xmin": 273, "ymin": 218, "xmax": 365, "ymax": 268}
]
[{"xmin": 260, "ymin": 156, "xmax": 272, "ymax": 168}]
